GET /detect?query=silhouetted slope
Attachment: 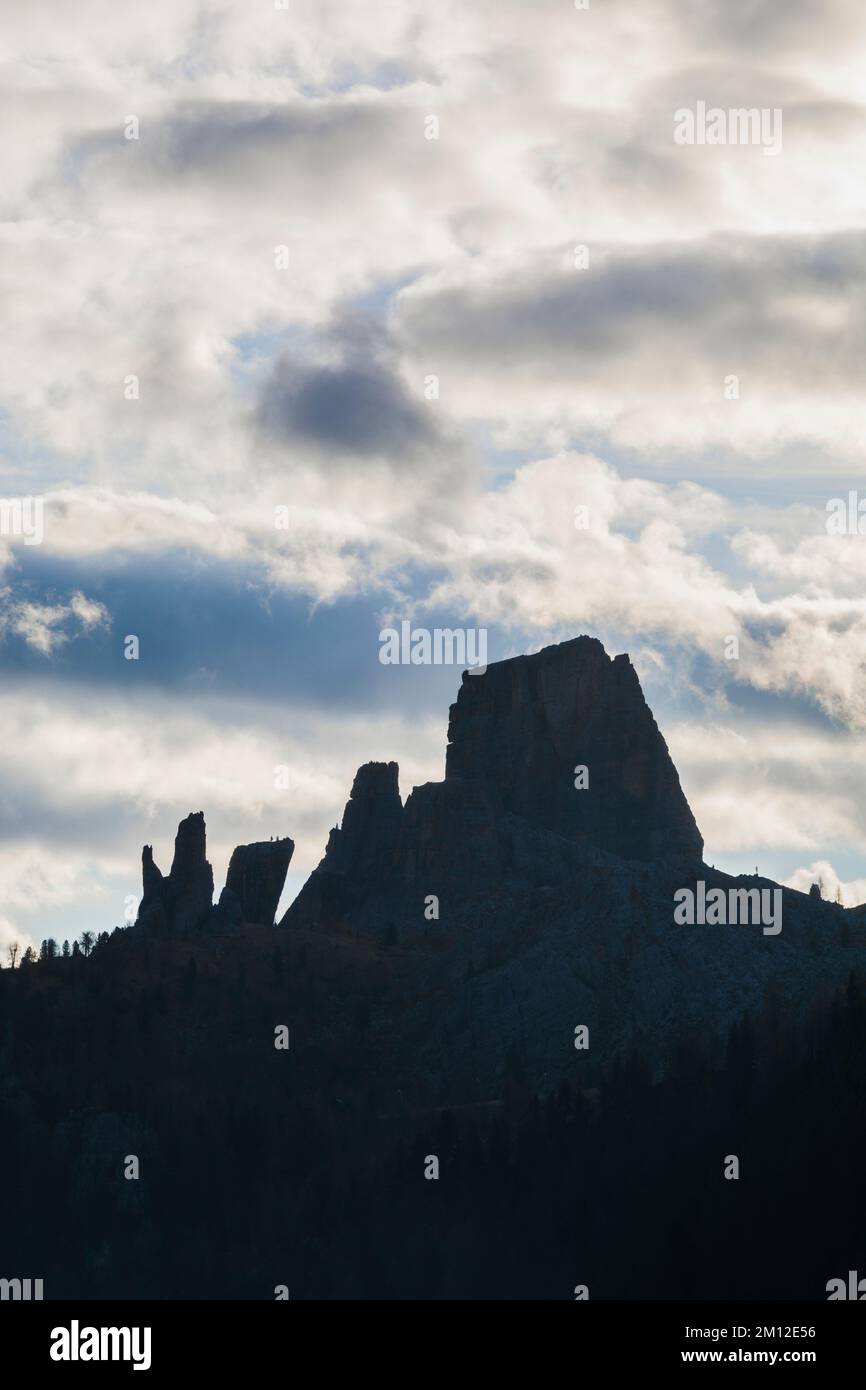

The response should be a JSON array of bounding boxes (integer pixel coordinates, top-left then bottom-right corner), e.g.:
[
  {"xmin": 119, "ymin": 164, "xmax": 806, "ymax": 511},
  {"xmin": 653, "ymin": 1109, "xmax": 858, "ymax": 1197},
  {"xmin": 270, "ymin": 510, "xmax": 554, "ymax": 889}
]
[
  {"xmin": 4, "ymin": 633, "xmax": 866, "ymax": 1298},
  {"xmin": 2, "ymin": 938, "xmax": 865, "ymax": 1297}
]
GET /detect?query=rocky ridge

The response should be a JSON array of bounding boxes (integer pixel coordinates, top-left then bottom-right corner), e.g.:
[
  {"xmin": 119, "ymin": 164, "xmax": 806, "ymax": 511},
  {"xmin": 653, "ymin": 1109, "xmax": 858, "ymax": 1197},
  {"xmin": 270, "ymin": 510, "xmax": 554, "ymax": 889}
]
[{"xmin": 137, "ymin": 815, "xmax": 293, "ymax": 933}]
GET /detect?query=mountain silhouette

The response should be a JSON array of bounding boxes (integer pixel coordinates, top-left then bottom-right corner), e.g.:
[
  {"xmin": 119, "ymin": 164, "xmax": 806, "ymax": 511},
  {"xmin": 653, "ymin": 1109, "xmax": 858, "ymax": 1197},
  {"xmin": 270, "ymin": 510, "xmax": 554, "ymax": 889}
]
[
  {"xmin": 282, "ymin": 636, "xmax": 702, "ymax": 936},
  {"xmin": 5, "ymin": 634, "xmax": 865, "ymax": 1300},
  {"xmin": 131, "ymin": 634, "xmax": 866, "ymax": 1096}
]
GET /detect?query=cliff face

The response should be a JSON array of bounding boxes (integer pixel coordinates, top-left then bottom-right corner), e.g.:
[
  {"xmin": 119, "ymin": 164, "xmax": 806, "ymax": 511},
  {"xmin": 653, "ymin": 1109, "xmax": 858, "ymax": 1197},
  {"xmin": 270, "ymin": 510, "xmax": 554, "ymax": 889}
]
[
  {"xmin": 138, "ymin": 637, "xmax": 703, "ymax": 938},
  {"xmin": 444, "ymin": 637, "xmax": 702, "ymax": 863},
  {"xmin": 225, "ymin": 838, "xmax": 294, "ymax": 927},
  {"xmin": 122, "ymin": 634, "xmax": 866, "ymax": 1108},
  {"xmin": 281, "ymin": 762, "xmax": 403, "ymax": 930},
  {"xmin": 281, "ymin": 636, "xmax": 704, "ymax": 933},
  {"xmin": 136, "ymin": 817, "xmax": 292, "ymax": 933},
  {"xmin": 165, "ymin": 812, "xmax": 214, "ymax": 934},
  {"xmin": 325, "ymin": 762, "xmax": 403, "ymax": 878}
]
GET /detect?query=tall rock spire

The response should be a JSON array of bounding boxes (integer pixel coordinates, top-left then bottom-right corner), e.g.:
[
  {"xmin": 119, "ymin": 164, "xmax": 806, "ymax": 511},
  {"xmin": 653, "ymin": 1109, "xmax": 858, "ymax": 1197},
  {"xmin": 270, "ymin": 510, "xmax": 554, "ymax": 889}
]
[
  {"xmin": 225, "ymin": 837, "xmax": 294, "ymax": 927},
  {"xmin": 137, "ymin": 812, "xmax": 214, "ymax": 935},
  {"xmin": 281, "ymin": 636, "xmax": 704, "ymax": 934},
  {"xmin": 165, "ymin": 811, "xmax": 214, "ymax": 933},
  {"xmin": 137, "ymin": 815, "xmax": 294, "ymax": 934},
  {"xmin": 445, "ymin": 636, "xmax": 702, "ymax": 862}
]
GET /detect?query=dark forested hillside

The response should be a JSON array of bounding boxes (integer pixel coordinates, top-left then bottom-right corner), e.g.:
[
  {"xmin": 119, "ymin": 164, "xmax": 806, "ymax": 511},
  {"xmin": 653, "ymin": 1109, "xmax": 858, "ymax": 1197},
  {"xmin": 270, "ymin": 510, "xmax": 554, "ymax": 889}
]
[
  {"xmin": 4, "ymin": 640, "xmax": 865, "ymax": 1301},
  {"xmin": 2, "ymin": 927, "xmax": 865, "ymax": 1299}
]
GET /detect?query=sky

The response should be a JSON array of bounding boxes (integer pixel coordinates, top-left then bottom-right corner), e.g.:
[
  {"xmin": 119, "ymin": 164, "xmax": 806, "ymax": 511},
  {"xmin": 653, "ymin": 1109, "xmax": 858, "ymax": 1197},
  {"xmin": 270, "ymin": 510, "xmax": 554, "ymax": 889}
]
[{"xmin": 2, "ymin": 0, "xmax": 866, "ymax": 954}]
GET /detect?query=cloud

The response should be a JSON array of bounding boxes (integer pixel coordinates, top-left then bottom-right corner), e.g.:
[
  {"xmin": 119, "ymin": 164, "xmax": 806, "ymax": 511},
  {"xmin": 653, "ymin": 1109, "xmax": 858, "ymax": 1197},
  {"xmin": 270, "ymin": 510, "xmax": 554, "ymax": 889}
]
[
  {"xmin": 667, "ymin": 720, "xmax": 866, "ymax": 858},
  {"xmin": 0, "ymin": 588, "xmax": 109, "ymax": 655},
  {"xmin": 409, "ymin": 451, "xmax": 866, "ymax": 728},
  {"xmin": 256, "ymin": 314, "xmax": 441, "ymax": 463},
  {"xmin": 394, "ymin": 232, "xmax": 866, "ymax": 461},
  {"xmin": 9, "ymin": 449, "xmax": 866, "ymax": 736},
  {"xmin": 0, "ymin": 842, "xmax": 108, "ymax": 955},
  {"xmin": 3, "ymin": 0, "xmax": 865, "ymax": 501},
  {"xmin": 3, "ymin": 0, "xmax": 866, "ymax": 940},
  {"xmin": 672, "ymin": 0, "xmax": 866, "ymax": 56},
  {"xmin": 783, "ymin": 860, "xmax": 866, "ymax": 908}
]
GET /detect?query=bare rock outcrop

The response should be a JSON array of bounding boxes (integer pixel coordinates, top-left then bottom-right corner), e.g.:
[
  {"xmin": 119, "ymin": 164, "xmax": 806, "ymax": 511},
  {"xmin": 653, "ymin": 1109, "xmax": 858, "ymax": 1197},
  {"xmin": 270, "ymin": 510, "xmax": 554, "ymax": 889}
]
[
  {"xmin": 444, "ymin": 636, "xmax": 702, "ymax": 863},
  {"xmin": 281, "ymin": 636, "xmax": 704, "ymax": 936},
  {"xmin": 137, "ymin": 814, "xmax": 213, "ymax": 935},
  {"xmin": 280, "ymin": 763, "xmax": 402, "ymax": 929},
  {"xmin": 137, "ymin": 845, "xmax": 169, "ymax": 933},
  {"xmin": 225, "ymin": 837, "xmax": 294, "ymax": 927},
  {"xmin": 164, "ymin": 811, "xmax": 214, "ymax": 934},
  {"xmin": 137, "ymin": 814, "xmax": 290, "ymax": 934}
]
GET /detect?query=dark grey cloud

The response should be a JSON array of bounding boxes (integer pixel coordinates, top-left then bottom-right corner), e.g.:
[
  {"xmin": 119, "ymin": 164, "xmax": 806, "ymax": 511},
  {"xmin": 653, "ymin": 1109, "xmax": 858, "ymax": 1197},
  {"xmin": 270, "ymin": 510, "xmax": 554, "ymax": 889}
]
[
  {"xmin": 396, "ymin": 230, "xmax": 866, "ymax": 392},
  {"xmin": 256, "ymin": 314, "xmax": 440, "ymax": 462},
  {"xmin": 1, "ymin": 546, "xmax": 475, "ymax": 716},
  {"xmin": 69, "ymin": 97, "xmax": 402, "ymax": 193},
  {"xmin": 672, "ymin": 0, "xmax": 865, "ymax": 54}
]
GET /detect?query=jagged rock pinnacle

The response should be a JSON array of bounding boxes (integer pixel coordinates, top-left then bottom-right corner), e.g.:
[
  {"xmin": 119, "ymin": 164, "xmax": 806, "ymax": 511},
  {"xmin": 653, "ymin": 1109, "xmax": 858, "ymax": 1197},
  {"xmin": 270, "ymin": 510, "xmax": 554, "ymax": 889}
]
[
  {"xmin": 445, "ymin": 636, "xmax": 702, "ymax": 862},
  {"xmin": 281, "ymin": 635, "xmax": 703, "ymax": 933},
  {"xmin": 225, "ymin": 838, "xmax": 294, "ymax": 927}
]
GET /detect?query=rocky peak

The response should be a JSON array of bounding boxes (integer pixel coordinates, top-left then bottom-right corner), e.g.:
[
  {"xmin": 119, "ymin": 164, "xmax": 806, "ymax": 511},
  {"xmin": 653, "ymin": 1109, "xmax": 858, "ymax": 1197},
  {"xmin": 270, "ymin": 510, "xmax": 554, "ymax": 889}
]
[
  {"xmin": 281, "ymin": 637, "xmax": 703, "ymax": 936},
  {"xmin": 137, "ymin": 845, "xmax": 168, "ymax": 933},
  {"xmin": 142, "ymin": 844, "xmax": 163, "ymax": 893},
  {"xmin": 137, "ymin": 814, "xmax": 295, "ymax": 935},
  {"xmin": 135, "ymin": 813, "xmax": 218, "ymax": 934},
  {"xmin": 278, "ymin": 762, "xmax": 403, "ymax": 930},
  {"xmin": 168, "ymin": 811, "xmax": 208, "ymax": 875},
  {"xmin": 444, "ymin": 636, "xmax": 702, "ymax": 863},
  {"xmin": 164, "ymin": 811, "xmax": 214, "ymax": 933},
  {"xmin": 225, "ymin": 838, "xmax": 294, "ymax": 927},
  {"xmin": 326, "ymin": 761, "xmax": 403, "ymax": 876}
]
